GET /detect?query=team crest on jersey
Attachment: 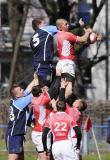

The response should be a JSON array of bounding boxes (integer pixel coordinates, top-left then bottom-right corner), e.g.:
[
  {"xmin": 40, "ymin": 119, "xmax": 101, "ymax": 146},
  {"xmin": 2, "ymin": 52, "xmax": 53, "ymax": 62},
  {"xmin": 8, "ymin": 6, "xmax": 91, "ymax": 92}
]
[{"xmin": 9, "ymin": 106, "xmax": 15, "ymax": 121}]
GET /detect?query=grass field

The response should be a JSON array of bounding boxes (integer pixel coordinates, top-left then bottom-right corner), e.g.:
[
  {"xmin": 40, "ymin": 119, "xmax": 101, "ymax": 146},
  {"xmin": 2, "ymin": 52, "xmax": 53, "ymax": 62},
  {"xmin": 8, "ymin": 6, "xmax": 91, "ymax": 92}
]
[
  {"xmin": 0, "ymin": 138, "xmax": 37, "ymax": 160},
  {"xmin": 0, "ymin": 139, "xmax": 110, "ymax": 160},
  {"xmin": 0, "ymin": 152, "xmax": 37, "ymax": 160},
  {"xmin": 1, "ymin": 151, "xmax": 110, "ymax": 160}
]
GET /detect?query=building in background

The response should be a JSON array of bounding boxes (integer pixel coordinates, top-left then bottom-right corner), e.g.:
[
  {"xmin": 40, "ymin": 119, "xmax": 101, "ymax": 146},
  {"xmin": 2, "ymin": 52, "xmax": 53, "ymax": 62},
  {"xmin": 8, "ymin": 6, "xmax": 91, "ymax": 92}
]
[
  {"xmin": 0, "ymin": 0, "xmax": 109, "ymax": 100},
  {"xmin": 84, "ymin": 0, "xmax": 110, "ymax": 100},
  {"xmin": 0, "ymin": 0, "xmax": 49, "ymax": 93}
]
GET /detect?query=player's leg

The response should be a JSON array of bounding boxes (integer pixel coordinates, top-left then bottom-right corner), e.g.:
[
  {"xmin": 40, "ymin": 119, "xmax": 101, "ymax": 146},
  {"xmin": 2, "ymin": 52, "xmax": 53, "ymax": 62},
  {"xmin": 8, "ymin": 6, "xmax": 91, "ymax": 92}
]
[
  {"xmin": 35, "ymin": 63, "xmax": 52, "ymax": 86},
  {"xmin": 57, "ymin": 59, "xmax": 76, "ymax": 99},
  {"xmin": 31, "ymin": 131, "xmax": 47, "ymax": 160},
  {"xmin": 5, "ymin": 134, "xmax": 24, "ymax": 160}
]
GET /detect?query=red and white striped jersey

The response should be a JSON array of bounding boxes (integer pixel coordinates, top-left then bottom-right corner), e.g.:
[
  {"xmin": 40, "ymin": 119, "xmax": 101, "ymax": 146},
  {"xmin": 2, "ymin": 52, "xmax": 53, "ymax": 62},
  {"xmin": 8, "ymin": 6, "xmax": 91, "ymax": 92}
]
[
  {"xmin": 56, "ymin": 31, "xmax": 77, "ymax": 60},
  {"xmin": 32, "ymin": 92, "xmax": 51, "ymax": 132}
]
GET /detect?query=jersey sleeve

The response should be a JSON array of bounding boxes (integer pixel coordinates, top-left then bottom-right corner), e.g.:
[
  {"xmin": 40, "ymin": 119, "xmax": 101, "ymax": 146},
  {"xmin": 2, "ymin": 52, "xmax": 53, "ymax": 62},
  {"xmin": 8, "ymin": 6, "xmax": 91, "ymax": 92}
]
[
  {"xmin": 40, "ymin": 25, "xmax": 58, "ymax": 35},
  {"xmin": 24, "ymin": 89, "xmax": 30, "ymax": 96},
  {"xmin": 41, "ymin": 92, "xmax": 51, "ymax": 105},
  {"xmin": 65, "ymin": 32, "xmax": 77, "ymax": 42},
  {"xmin": 13, "ymin": 94, "xmax": 32, "ymax": 111},
  {"xmin": 42, "ymin": 127, "xmax": 50, "ymax": 151}
]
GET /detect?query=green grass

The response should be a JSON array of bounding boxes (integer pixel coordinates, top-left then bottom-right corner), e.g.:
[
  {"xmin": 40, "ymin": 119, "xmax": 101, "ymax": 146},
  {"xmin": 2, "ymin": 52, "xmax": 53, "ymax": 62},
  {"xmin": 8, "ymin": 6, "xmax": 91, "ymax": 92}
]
[
  {"xmin": 0, "ymin": 152, "xmax": 36, "ymax": 160},
  {"xmin": 83, "ymin": 152, "xmax": 110, "ymax": 160},
  {"xmin": 1, "ymin": 151, "xmax": 110, "ymax": 160},
  {"xmin": 1, "ymin": 139, "xmax": 110, "ymax": 160},
  {"xmin": 1, "ymin": 152, "xmax": 110, "ymax": 160}
]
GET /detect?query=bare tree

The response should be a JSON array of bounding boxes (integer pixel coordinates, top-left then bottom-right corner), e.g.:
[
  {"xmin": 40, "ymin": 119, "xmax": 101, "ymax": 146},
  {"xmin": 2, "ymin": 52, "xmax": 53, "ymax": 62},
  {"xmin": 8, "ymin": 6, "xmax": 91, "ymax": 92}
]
[
  {"xmin": 7, "ymin": 0, "xmax": 106, "ymax": 96},
  {"xmin": 7, "ymin": 0, "xmax": 30, "ymax": 91}
]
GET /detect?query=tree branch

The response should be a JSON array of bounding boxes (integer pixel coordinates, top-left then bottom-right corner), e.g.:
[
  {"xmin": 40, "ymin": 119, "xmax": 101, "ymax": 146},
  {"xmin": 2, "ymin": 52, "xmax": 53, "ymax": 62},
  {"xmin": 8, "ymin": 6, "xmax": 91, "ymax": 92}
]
[
  {"xmin": 8, "ymin": 0, "xmax": 30, "ymax": 91},
  {"xmin": 91, "ymin": 0, "xmax": 105, "ymax": 27}
]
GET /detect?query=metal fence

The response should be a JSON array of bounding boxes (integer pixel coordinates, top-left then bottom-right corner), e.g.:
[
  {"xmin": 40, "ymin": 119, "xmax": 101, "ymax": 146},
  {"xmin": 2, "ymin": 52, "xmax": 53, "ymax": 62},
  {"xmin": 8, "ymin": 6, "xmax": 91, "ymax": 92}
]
[
  {"xmin": 0, "ymin": 124, "xmax": 110, "ymax": 154},
  {"xmin": 82, "ymin": 124, "xmax": 110, "ymax": 155}
]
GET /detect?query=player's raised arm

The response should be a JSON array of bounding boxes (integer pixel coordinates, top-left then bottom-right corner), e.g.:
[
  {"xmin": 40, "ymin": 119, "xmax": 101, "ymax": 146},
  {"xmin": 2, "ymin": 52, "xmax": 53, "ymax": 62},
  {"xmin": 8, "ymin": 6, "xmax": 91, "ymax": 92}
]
[
  {"xmin": 26, "ymin": 73, "xmax": 39, "ymax": 93},
  {"xmin": 76, "ymin": 28, "xmax": 92, "ymax": 43}
]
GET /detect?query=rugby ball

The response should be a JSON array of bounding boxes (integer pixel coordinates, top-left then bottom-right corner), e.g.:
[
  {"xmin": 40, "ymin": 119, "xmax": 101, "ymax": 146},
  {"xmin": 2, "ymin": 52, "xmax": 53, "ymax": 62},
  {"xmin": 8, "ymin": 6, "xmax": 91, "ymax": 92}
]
[{"xmin": 89, "ymin": 32, "xmax": 97, "ymax": 44}]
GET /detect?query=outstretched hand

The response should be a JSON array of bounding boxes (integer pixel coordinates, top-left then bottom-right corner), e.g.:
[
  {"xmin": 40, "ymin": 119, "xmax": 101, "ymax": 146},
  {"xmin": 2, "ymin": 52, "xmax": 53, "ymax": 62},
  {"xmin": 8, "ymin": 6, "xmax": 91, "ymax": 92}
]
[
  {"xmin": 33, "ymin": 72, "xmax": 38, "ymax": 79},
  {"xmin": 96, "ymin": 34, "xmax": 103, "ymax": 41},
  {"xmin": 79, "ymin": 18, "xmax": 85, "ymax": 27}
]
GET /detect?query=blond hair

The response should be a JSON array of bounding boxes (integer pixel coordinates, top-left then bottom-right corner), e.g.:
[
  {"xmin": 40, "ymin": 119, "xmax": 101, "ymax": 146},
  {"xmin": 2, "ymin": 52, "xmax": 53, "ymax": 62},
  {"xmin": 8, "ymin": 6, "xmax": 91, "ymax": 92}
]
[{"xmin": 56, "ymin": 18, "xmax": 67, "ymax": 30}]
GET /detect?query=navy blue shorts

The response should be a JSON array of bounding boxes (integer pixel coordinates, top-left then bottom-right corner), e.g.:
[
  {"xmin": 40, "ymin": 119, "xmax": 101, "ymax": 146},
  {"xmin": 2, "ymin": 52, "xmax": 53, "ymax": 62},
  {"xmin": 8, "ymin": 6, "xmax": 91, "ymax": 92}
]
[
  {"xmin": 5, "ymin": 134, "xmax": 24, "ymax": 154},
  {"xmin": 34, "ymin": 63, "xmax": 52, "ymax": 85}
]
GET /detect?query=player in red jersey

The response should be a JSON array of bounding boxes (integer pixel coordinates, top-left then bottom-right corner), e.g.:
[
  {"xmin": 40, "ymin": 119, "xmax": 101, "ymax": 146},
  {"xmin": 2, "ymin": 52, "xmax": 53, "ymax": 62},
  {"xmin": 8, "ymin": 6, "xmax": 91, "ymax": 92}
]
[
  {"xmin": 49, "ymin": 99, "xmax": 87, "ymax": 160},
  {"xmin": 31, "ymin": 78, "xmax": 68, "ymax": 160},
  {"xmin": 73, "ymin": 99, "xmax": 87, "ymax": 160},
  {"xmin": 55, "ymin": 18, "xmax": 93, "ymax": 99},
  {"xmin": 65, "ymin": 99, "xmax": 87, "ymax": 160},
  {"xmin": 57, "ymin": 83, "xmax": 87, "ymax": 160},
  {"xmin": 31, "ymin": 85, "xmax": 52, "ymax": 160},
  {"xmin": 42, "ymin": 100, "xmax": 76, "ymax": 160},
  {"xmin": 66, "ymin": 99, "xmax": 87, "ymax": 128}
]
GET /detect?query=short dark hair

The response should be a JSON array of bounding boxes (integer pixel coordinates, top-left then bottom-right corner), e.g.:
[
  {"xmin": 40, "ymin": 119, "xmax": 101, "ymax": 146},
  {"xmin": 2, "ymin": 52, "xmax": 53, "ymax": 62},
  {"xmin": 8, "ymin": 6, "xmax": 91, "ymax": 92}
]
[
  {"xmin": 32, "ymin": 18, "xmax": 43, "ymax": 31},
  {"xmin": 10, "ymin": 84, "xmax": 20, "ymax": 98},
  {"xmin": 32, "ymin": 85, "xmax": 42, "ymax": 97},
  {"xmin": 80, "ymin": 99, "xmax": 87, "ymax": 111},
  {"xmin": 56, "ymin": 100, "xmax": 66, "ymax": 112},
  {"xmin": 79, "ymin": 98, "xmax": 87, "ymax": 111}
]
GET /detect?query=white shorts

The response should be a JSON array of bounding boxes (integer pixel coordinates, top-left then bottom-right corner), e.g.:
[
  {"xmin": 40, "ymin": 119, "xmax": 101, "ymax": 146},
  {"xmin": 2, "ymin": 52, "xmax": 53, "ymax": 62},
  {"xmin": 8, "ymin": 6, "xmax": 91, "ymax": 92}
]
[
  {"xmin": 56, "ymin": 59, "xmax": 76, "ymax": 77},
  {"xmin": 72, "ymin": 137, "xmax": 77, "ymax": 149},
  {"xmin": 52, "ymin": 140, "xmax": 76, "ymax": 160},
  {"xmin": 31, "ymin": 131, "xmax": 44, "ymax": 152}
]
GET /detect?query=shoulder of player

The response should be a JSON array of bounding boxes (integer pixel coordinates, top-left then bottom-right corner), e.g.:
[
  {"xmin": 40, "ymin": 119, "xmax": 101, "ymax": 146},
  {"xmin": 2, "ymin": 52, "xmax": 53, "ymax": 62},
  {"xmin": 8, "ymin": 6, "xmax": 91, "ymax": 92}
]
[{"xmin": 40, "ymin": 25, "xmax": 58, "ymax": 35}]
